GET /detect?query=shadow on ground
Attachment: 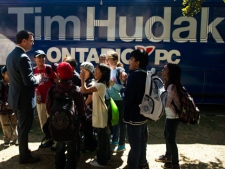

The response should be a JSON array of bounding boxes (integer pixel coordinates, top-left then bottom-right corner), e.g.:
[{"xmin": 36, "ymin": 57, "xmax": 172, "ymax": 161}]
[
  {"xmin": 0, "ymin": 110, "xmax": 225, "ymax": 169},
  {"xmin": 180, "ymin": 154, "xmax": 224, "ymax": 169}
]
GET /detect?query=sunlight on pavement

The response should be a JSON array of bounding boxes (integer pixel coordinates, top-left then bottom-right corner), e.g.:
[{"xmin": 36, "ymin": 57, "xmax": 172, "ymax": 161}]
[{"xmin": 0, "ymin": 141, "xmax": 225, "ymax": 168}]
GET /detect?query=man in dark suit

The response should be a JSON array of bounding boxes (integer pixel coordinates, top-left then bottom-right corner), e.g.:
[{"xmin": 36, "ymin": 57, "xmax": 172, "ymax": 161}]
[{"xmin": 6, "ymin": 30, "xmax": 41, "ymax": 164}]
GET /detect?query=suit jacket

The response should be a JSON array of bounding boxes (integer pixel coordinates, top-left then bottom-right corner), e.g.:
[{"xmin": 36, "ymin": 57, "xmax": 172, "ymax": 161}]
[{"xmin": 6, "ymin": 46, "xmax": 39, "ymax": 110}]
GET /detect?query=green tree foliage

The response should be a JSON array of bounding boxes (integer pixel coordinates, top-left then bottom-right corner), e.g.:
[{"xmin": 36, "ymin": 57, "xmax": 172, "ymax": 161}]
[
  {"xmin": 181, "ymin": 0, "xmax": 225, "ymax": 16},
  {"xmin": 182, "ymin": 0, "xmax": 205, "ymax": 16}
]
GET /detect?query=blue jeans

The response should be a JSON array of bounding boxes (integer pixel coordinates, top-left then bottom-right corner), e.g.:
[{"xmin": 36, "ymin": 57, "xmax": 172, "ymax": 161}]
[
  {"xmin": 95, "ymin": 127, "xmax": 111, "ymax": 166},
  {"xmin": 126, "ymin": 123, "xmax": 148, "ymax": 169},
  {"xmin": 164, "ymin": 118, "xmax": 179, "ymax": 165},
  {"xmin": 112, "ymin": 100, "xmax": 126, "ymax": 145}
]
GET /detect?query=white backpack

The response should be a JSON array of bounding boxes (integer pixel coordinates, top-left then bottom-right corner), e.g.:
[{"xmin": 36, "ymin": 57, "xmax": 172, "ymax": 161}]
[{"xmin": 139, "ymin": 68, "xmax": 167, "ymax": 121}]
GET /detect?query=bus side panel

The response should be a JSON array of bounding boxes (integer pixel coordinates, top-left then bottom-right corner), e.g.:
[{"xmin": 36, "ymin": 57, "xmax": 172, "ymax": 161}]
[{"xmin": 0, "ymin": 1, "xmax": 225, "ymax": 104}]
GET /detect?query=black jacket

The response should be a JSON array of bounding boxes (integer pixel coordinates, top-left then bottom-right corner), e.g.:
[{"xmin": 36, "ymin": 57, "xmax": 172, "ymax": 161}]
[{"xmin": 123, "ymin": 69, "xmax": 148, "ymax": 125}]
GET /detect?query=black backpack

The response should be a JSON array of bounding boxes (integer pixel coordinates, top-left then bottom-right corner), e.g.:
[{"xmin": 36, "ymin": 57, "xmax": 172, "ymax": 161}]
[{"xmin": 49, "ymin": 86, "xmax": 80, "ymax": 142}]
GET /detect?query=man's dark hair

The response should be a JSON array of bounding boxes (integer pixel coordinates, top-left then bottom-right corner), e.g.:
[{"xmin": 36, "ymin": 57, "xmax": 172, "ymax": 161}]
[
  {"xmin": 16, "ymin": 30, "xmax": 34, "ymax": 44},
  {"xmin": 130, "ymin": 49, "xmax": 149, "ymax": 70}
]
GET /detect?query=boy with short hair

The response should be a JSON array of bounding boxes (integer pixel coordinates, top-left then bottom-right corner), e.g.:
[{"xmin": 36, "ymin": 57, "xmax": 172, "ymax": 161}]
[
  {"xmin": 33, "ymin": 50, "xmax": 58, "ymax": 147},
  {"xmin": 0, "ymin": 66, "xmax": 18, "ymax": 146},
  {"xmin": 120, "ymin": 49, "xmax": 150, "ymax": 169}
]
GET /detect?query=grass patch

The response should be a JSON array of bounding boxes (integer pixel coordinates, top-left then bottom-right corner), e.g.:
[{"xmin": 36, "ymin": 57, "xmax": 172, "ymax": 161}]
[{"xmin": 147, "ymin": 115, "xmax": 225, "ymax": 145}]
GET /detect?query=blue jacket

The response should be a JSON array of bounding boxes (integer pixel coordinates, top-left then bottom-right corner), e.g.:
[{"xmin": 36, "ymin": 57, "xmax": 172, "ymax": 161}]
[
  {"xmin": 123, "ymin": 69, "xmax": 148, "ymax": 125},
  {"xmin": 6, "ymin": 47, "xmax": 39, "ymax": 110}
]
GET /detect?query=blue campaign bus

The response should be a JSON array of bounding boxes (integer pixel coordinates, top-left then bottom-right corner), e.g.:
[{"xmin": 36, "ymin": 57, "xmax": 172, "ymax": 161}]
[{"xmin": 0, "ymin": 0, "xmax": 225, "ymax": 105}]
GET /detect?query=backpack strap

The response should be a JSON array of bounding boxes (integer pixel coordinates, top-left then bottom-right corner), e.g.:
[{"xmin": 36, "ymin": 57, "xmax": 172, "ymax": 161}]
[
  {"xmin": 33, "ymin": 64, "xmax": 51, "ymax": 75},
  {"xmin": 45, "ymin": 64, "xmax": 55, "ymax": 83},
  {"xmin": 133, "ymin": 69, "xmax": 150, "ymax": 95},
  {"xmin": 33, "ymin": 64, "xmax": 53, "ymax": 81},
  {"xmin": 172, "ymin": 100, "xmax": 179, "ymax": 115},
  {"xmin": 98, "ymin": 95, "xmax": 108, "ymax": 111},
  {"xmin": 45, "ymin": 64, "xmax": 51, "ymax": 75},
  {"xmin": 115, "ymin": 68, "xmax": 124, "ymax": 85},
  {"xmin": 145, "ymin": 71, "xmax": 152, "ymax": 95}
]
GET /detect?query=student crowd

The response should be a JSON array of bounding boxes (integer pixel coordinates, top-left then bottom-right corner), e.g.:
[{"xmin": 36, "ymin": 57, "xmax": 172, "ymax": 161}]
[{"xmin": 0, "ymin": 30, "xmax": 182, "ymax": 169}]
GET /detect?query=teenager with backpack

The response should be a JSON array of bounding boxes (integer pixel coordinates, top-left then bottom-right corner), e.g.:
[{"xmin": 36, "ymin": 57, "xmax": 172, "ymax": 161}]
[
  {"xmin": 80, "ymin": 63, "xmax": 111, "ymax": 167},
  {"xmin": 105, "ymin": 50, "xmax": 127, "ymax": 153},
  {"xmin": 120, "ymin": 49, "xmax": 149, "ymax": 169},
  {"xmin": 155, "ymin": 63, "xmax": 181, "ymax": 169},
  {"xmin": 79, "ymin": 62, "xmax": 98, "ymax": 153},
  {"xmin": 0, "ymin": 66, "xmax": 18, "ymax": 147},
  {"xmin": 33, "ymin": 50, "xmax": 58, "ymax": 148},
  {"xmin": 46, "ymin": 62, "xmax": 85, "ymax": 169}
]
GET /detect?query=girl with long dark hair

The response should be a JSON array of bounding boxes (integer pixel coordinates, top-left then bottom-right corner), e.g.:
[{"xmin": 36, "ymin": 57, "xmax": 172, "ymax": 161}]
[
  {"xmin": 80, "ymin": 63, "xmax": 111, "ymax": 167},
  {"xmin": 155, "ymin": 63, "xmax": 181, "ymax": 169}
]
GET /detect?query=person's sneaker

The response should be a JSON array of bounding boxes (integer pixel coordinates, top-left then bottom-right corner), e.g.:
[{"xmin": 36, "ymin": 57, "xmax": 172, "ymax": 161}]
[
  {"xmin": 161, "ymin": 162, "xmax": 172, "ymax": 169},
  {"xmin": 12, "ymin": 139, "xmax": 19, "ymax": 146},
  {"xmin": 111, "ymin": 141, "xmax": 118, "ymax": 145},
  {"xmin": 50, "ymin": 141, "xmax": 57, "ymax": 151},
  {"xmin": 90, "ymin": 160, "xmax": 106, "ymax": 167},
  {"xmin": 39, "ymin": 139, "xmax": 53, "ymax": 148},
  {"xmin": 4, "ymin": 142, "xmax": 10, "ymax": 147},
  {"xmin": 113, "ymin": 145, "xmax": 126, "ymax": 152},
  {"xmin": 155, "ymin": 155, "xmax": 172, "ymax": 163}
]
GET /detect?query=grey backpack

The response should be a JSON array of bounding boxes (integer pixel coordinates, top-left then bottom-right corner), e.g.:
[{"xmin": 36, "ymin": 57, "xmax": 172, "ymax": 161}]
[{"xmin": 139, "ymin": 68, "xmax": 167, "ymax": 121}]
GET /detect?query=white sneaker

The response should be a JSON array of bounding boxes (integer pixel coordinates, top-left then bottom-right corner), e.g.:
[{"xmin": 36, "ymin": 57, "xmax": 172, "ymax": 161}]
[
  {"xmin": 4, "ymin": 142, "xmax": 10, "ymax": 147},
  {"xmin": 90, "ymin": 160, "xmax": 106, "ymax": 167}
]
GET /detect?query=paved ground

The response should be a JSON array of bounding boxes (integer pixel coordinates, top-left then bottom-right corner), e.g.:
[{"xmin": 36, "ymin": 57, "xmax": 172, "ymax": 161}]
[{"xmin": 0, "ymin": 104, "xmax": 225, "ymax": 169}]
